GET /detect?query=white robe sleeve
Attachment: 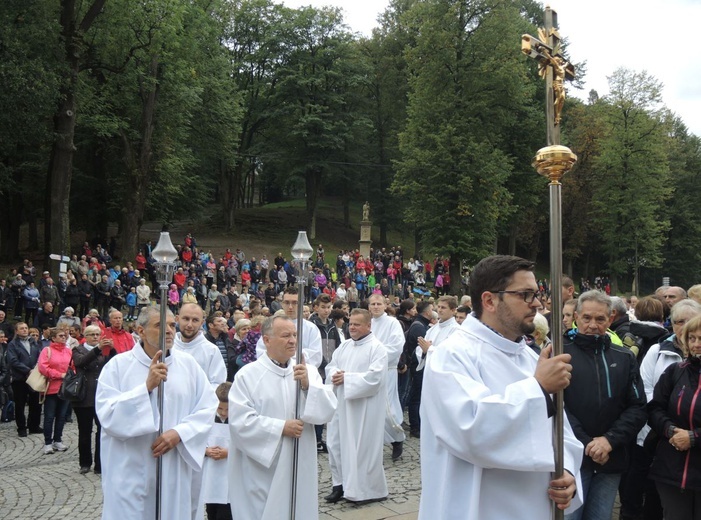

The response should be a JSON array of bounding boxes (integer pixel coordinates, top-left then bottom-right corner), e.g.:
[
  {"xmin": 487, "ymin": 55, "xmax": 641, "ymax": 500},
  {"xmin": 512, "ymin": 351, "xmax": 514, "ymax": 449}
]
[
  {"xmin": 96, "ymin": 366, "xmax": 159, "ymax": 440},
  {"xmin": 424, "ymin": 349, "xmax": 567, "ymax": 472},
  {"xmin": 229, "ymin": 372, "xmax": 286, "ymax": 468},
  {"xmin": 343, "ymin": 345, "xmax": 387, "ymax": 400},
  {"xmin": 299, "ymin": 365, "xmax": 337, "ymax": 425},
  {"xmin": 171, "ymin": 363, "xmax": 219, "ymax": 472},
  {"xmin": 206, "ymin": 349, "xmax": 227, "ymax": 390},
  {"xmin": 302, "ymin": 320, "xmax": 323, "ymax": 368}
]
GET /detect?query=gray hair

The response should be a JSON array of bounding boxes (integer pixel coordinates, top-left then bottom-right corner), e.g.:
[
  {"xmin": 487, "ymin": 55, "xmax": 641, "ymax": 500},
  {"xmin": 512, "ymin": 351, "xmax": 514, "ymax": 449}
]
[
  {"xmin": 261, "ymin": 316, "xmax": 293, "ymax": 337},
  {"xmin": 533, "ymin": 312, "xmax": 550, "ymax": 337},
  {"xmin": 576, "ymin": 290, "xmax": 612, "ymax": 315},
  {"xmin": 670, "ymin": 299, "xmax": 701, "ymax": 322},
  {"xmin": 83, "ymin": 325, "xmax": 102, "ymax": 337},
  {"xmin": 136, "ymin": 305, "xmax": 174, "ymax": 329},
  {"xmin": 609, "ymin": 296, "xmax": 628, "ymax": 316}
]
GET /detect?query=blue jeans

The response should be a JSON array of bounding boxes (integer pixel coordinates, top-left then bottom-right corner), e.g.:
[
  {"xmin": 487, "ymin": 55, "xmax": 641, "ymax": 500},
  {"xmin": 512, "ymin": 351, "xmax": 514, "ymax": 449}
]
[
  {"xmin": 566, "ymin": 468, "xmax": 621, "ymax": 520},
  {"xmin": 43, "ymin": 394, "xmax": 70, "ymax": 445}
]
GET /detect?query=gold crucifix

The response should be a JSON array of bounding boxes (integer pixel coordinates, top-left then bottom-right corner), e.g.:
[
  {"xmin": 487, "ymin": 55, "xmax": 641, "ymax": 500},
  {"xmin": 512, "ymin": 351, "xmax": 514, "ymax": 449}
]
[{"xmin": 522, "ymin": 7, "xmax": 575, "ymax": 145}]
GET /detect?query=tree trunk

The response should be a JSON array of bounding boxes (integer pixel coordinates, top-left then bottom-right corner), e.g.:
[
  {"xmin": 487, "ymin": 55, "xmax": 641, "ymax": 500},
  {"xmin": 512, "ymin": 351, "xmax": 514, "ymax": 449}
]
[
  {"xmin": 120, "ymin": 55, "xmax": 160, "ymax": 263},
  {"xmin": 449, "ymin": 253, "xmax": 461, "ymax": 295},
  {"xmin": 0, "ymin": 168, "xmax": 23, "ymax": 262},
  {"xmin": 305, "ymin": 168, "xmax": 322, "ymax": 239},
  {"xmin": 45, "ymin": 0, "xmax": 107, "ymax": 263}
]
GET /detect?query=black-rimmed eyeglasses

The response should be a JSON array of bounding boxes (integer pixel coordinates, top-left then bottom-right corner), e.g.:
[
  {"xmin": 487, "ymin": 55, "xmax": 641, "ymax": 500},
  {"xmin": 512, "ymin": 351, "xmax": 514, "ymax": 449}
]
[{"xmin": 491, "ymin": 290, "xmax": 541, "ymax": 303}]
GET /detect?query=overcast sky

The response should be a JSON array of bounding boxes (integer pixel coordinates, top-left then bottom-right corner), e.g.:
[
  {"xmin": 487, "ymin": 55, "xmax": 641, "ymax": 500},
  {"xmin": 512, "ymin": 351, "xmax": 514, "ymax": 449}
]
[{"xmin": 279, "ymin": 0, "xmax": 701, "ymax": 137}]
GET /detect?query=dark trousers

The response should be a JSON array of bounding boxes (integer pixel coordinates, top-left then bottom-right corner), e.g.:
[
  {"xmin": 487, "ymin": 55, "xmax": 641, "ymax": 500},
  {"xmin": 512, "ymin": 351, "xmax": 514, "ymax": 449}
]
[
  {"xmin": 11, "ymin": 380, "xmax": 42, "ymax": 433},
  {"xmin": 25, "ymin": 308, "xmax": 37, "ymax": 325},
  {"xmin": 619, "ymin": 443, "xmax": 663, "ymax": 520},
  {"xmin": 206, "ymin": 503, "xmax": 232, "ymax": 520},
  {"xmin": 14, "ymin": 297, "xmax": 23, "ymax": 318},
  {"xmin": 43, "ymin": 394, "xmax": 69, "ymax": 445},
  {"xmin": 656, "ymin": 481, "xmax": 701, "ymax": 520},
  {"xmin": 74, "ymin": 406, "xmax": 101, "ymax": 470},
  {"xmin": 79, "ymin": 299, "xmax": 91, "ymax": 319},
  {"xmin": 407, "ymin": 367, "xmax": 423, "ymax": 433}
]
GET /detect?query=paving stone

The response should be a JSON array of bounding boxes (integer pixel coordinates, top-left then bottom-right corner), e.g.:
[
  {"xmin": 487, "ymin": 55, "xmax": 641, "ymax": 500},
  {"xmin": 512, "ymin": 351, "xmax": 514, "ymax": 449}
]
[{"xmin": 1, "ymin": 412, "xmax": 421, "ymax": 519}]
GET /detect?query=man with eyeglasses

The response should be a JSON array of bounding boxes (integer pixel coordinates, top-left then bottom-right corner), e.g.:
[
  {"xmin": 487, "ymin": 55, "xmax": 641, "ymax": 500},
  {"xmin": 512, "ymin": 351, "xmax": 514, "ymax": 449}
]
[
  {"xmin": 419, "ymin": 255, "xmax": 583, "ymax": 519},
  {"xmin": 255, "ymin": 286, "xmax": 322, "ymax": 368},
  {"xmin": 563, "ymin": 290, "xmax": 647, "ymax": 520}
]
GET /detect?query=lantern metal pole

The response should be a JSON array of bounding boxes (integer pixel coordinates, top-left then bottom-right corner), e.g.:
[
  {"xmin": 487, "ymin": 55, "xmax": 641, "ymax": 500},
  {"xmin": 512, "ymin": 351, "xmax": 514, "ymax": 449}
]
[
  {"xmin": 151, "ymin": 232, "xmax": 178, "ymax": 520},
  {"xmin": 289, "ymin": 231, "xmax": 313, "ymax": 520}
]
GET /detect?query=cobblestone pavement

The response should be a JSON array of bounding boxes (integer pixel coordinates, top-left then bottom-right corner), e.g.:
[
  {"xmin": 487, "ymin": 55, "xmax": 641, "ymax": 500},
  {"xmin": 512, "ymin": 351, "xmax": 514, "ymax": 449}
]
[{"xmin": 0, "ymin": 417, "xmax": 419, "ymax": 520}]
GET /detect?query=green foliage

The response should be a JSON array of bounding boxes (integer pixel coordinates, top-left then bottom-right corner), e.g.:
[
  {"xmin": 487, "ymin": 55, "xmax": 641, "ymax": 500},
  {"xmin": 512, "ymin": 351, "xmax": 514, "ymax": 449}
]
[
  {"xmin": 590, "ymin": 69, "xmax": 672, "ymax": 280},
  {"xmin": 394, "ymin": 0, "xmax": 537, "ymax": 265}
]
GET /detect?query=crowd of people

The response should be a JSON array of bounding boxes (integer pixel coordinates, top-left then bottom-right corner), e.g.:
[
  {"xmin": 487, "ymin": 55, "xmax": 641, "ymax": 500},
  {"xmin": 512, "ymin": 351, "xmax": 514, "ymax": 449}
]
[{"xmin": 3, "ymin": 242, "xmax": 701, "ymax": 520}]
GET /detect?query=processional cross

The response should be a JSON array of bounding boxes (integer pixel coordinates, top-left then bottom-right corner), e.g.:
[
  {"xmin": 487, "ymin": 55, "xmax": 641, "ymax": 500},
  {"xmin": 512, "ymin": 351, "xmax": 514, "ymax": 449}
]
[
  {"xmin": 521, "ymin": 8, "xmax": 577, "ymax": 520},
  {"xmin": 522, "ymin": 7, "xmax": 575, "ymax": 145}
]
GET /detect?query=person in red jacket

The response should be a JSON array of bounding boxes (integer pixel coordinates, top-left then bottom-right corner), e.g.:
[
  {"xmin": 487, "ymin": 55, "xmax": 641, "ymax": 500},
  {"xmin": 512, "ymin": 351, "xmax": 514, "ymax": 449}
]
[
  {"xmin": 38, "ymin": 327, "xmax": 74, "ymax": 454},
  {"xmin": 102, "ymin": 309, "xmax": 134, "ymax": 354}
]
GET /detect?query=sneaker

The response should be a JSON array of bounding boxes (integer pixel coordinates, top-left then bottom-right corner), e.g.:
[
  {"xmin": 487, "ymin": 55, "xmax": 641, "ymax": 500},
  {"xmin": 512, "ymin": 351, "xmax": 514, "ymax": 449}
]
[
  {"xmin": 317, "ymin": 441, "xmax": 328, "ymax": 453},
  {"xmin": 53, "ymin": 441, "xmax": 68, "ymax": 452},
  {"xmin": 43, "ymin": 444, "xmax": 55, "ymax": 455}
]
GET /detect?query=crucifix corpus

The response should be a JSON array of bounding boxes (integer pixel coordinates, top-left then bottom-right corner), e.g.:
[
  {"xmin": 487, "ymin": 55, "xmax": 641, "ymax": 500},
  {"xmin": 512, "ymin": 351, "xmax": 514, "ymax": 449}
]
[
  {"xmin": 522, "ymin": 7, "xmax": 577, "ymax": 520},
  {"xmin": 521, "ymin": 7, "xmax": 575, "ymax": 145}
]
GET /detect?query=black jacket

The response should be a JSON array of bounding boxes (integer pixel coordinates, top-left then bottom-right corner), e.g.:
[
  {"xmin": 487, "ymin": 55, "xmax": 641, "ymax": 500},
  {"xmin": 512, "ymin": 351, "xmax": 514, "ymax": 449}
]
[
  {"xmin": 403, "ymin": 315, "xmax": 430, "ymax": 371},
  {"xmin": 563, "ymin": 331, "xmax": 647, "ymax": 473},
  {"xmin": 648, "ymin": 356, "xmax": 701, "ymax": 490},
  {"xmin": 6, "ymin": 336, "xmax": 41, "ymax": 381},
  {"xmin": 71, "ymin": 344, "xmax": 115, "ymax": 408}
]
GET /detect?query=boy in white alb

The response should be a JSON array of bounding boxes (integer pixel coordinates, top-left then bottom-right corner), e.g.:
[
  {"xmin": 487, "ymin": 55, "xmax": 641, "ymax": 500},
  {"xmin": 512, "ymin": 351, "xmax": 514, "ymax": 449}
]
[{"xmin": 202, "ymin": 382, "xmax": 232, "ymax": 520}]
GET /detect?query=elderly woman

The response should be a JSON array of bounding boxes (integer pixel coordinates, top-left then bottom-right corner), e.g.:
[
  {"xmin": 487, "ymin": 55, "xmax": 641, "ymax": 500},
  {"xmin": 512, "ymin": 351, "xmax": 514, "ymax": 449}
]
[
  {"xmin": 648, "ymin": 315, "xmax": 701, "ymax": 518},
  {"xmin": 57, "ymin": 307, "xmax": 81, "ymax": 329},
  {"xmin": 531, "ymin": 312, "xmax": 551, "ymax": 353},
  {"xmin": 72, "ymin": 325, "xmax": 116, "ymax": 474},
  {"xmin": 37, "ymin": 328, "xmax": 73, "ymax": 454}
]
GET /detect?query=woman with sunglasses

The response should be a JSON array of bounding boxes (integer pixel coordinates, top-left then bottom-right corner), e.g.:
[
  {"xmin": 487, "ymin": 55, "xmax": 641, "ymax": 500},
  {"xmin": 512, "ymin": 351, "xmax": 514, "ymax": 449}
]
[
  {"xmin": 72, "ymin": 325, "xmax": 116, "ymax": 474},
  {"xmin": 37, "ymin": 327, "xmax": 74, "ymax": 454}
]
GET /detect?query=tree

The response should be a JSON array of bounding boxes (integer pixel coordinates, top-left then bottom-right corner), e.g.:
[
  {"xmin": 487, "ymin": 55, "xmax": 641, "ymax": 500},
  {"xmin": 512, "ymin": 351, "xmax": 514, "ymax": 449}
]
[
  {"xmin": 0, "ymin": 1, "xmax": 61, "ymax": 260},
  {"xmin": 266, "ymin": 6, "xmax": 371, "ymax": 238},
  {"xmin": 393, "ymin": 0, "xmax": 537, "ymax": 292},
  {"xmin": 45, "ymin": 0, "xmax": 107, "ymax": 261},
  {"xmin": 589, "ymin": 68, "xmax": 672, "ymax": 293}
]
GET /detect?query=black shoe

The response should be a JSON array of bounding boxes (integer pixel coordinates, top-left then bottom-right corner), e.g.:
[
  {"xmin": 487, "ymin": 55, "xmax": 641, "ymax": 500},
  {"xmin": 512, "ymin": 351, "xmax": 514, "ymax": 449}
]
[
  {"xmin": 324, "ymin": 485, "xmax": 344, "ymax": 503},
  {"xmin": 28, "ymin": 429, "xmax": 43, "ymax": 434},
  {"xmin": 410, "ymin": 430, "xmax": 420, "ymax": 439},
  {"xmin": 79, "ymin": 466, "xmax": 90, "ymax": 474},
  {"xmin": 391, "ymin": 441, "xmax": 403, "ymax": 461},
  {"xmin": 18, "ymin": 429, "xmax": 27, "ymax": 438},
  {"xmin": 317, "ymin": 441, "xmax": 328, "ymax": 453},
  {"xmin": 348, "ymin": 496, "xmax": 387, "ymax": 506},
  {"xmin": 94, "ymin": 468, "xmax": 101, "ymax": 475},
  {"xmin": 64, "ymin": 417, "xmax": 73, "ymax": 423}
]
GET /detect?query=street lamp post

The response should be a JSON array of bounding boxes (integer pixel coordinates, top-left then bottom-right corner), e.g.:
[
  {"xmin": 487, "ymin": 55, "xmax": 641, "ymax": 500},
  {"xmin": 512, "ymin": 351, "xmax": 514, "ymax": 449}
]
[
  {"xmin": 288, "ymin": 231, "xmax": 313, "ymax": 520},
  {"xmin": 151, "ymin": 231, "xmax": 179, "ymax": 520}
]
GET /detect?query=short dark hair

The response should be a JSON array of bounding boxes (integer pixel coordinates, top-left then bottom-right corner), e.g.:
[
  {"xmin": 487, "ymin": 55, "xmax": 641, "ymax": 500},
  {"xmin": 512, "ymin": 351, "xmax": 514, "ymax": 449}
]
[
  {"xmin": 456, "ymin": 305, "xmax": 471, "ymax": 314},
  {"xmin": 329, "ymin": 309, "xmax": 346, "ymax": 321},
  {"xmin": 332, "ymin": 300, "xmax": 347, "ymax": 310},
  {"xmin": 469, "ymin": 255, "xmax": 535, "ymax": 319},
  {"xmin": 215, "ymin": 382, "xmax": 232, "ymax": 402},
  {"xmin": 314, "ymin": 294, "xmax": 332, "ymax": 306},
  {"xmin": 283, "ymin": 286, "xmax": 298, "ymax": 296},
  {"xmin": 416, "ymin": 301, "xmax": 432, "ymax": 315}
]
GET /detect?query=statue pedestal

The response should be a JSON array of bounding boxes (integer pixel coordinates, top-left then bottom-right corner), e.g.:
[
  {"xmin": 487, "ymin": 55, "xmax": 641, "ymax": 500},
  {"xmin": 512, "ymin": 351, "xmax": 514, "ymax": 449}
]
[{"xmin": 359, "ymin": 220, "xmax": 372, "ymax": 259}]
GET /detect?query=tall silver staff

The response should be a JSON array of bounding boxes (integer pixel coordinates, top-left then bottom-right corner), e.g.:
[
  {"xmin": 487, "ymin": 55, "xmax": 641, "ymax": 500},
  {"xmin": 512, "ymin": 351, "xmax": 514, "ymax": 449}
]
[
  {"xmin": 522, "ymin": 7, "xmax": 577, "ymax": 520},
  {"xmin": 289, "ymin": 231, "xmax": 313, "ymax": 520},
  {"xmin": 151, "ymin": 231, "xmax": 179, "ymax": 520}
]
